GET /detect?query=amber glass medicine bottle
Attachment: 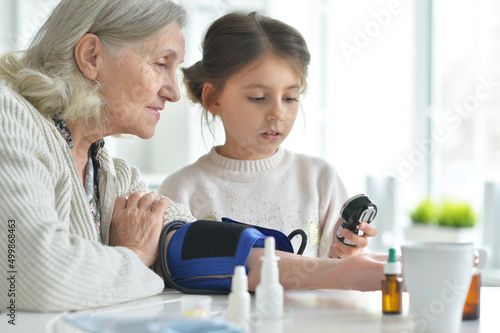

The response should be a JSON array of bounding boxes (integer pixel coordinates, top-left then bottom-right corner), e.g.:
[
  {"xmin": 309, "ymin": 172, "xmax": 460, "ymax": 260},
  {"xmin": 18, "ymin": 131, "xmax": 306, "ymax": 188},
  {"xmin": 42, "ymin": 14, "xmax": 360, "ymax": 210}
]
[
  {"xmin": 382, "ymin": 248, "xmax": 402, "ymax": 314},
  {"xmin": 463, "ymin": 257, "xmax": 481, "ymax": 320}
]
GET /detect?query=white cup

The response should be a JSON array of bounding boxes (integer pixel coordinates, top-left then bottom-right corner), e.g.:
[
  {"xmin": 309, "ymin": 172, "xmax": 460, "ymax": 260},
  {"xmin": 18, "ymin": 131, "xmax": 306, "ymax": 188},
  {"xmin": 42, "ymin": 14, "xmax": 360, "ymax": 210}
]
[{"xmin": 401, "ymin": 242, "xmax": 487, "ymax": 333}]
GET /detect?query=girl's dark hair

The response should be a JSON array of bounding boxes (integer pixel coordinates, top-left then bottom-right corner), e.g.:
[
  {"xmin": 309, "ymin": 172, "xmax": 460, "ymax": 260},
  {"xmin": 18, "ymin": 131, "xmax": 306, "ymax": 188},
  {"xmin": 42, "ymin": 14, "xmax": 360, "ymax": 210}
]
[{"xmin": 182, "ymin": 12, "xmax": 310, "ymax": 111}]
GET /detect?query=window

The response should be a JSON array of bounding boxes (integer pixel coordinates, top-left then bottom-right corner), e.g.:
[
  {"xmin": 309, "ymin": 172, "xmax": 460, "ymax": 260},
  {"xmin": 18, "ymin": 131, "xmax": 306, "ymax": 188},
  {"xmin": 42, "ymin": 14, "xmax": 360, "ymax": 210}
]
[
  {"xmin": 432, "ymin": 0, "xmax": 500, "ymax": 208},
  {"xmin": 0, "ymin": 0, "xmax": 59, "ymax": 53},
  {"xmin": 5, "ymin": 1, "xmax": 498, "ymax": 254},
  {"xmin": 112, "ymin": 0, "xmax": 417, "ymax": 199}
]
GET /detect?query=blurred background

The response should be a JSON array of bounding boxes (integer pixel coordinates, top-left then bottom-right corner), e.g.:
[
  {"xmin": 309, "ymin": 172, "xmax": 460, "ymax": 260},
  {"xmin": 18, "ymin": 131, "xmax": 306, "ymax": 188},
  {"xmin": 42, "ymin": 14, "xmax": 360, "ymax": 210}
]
[{"xmin": 1, "ymin": 0, "xmax": 499, "ymax": 282}]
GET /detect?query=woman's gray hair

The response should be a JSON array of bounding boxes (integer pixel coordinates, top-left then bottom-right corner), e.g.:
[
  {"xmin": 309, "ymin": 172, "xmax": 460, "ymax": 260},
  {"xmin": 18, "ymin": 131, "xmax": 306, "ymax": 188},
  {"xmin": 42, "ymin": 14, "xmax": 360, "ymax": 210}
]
[{"xmin": 0, "ymin": 0, "xmax": 186, "ymax": 129}]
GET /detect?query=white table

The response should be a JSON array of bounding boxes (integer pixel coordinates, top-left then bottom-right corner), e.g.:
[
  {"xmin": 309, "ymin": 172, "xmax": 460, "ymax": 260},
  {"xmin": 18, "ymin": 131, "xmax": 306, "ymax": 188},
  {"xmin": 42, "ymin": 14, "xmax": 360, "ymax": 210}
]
[{"xmin": 2, "ymin": 287, "xmax": 498, "ymax": 332}]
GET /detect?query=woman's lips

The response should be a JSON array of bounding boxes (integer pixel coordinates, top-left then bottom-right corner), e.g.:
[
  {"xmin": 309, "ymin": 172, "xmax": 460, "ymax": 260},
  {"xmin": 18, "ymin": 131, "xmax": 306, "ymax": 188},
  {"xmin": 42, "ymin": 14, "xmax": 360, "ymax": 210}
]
[{"xmin": 147, "ymin": 107, "xmax": 161, "ymax": 120}]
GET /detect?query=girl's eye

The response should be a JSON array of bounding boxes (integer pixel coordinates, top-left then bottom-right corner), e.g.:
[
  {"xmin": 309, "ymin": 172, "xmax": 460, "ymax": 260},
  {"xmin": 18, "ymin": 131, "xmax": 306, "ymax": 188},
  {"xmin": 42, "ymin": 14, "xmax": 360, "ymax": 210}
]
[
  {"xmin": 284, "ymin": 97, "xmax": 299, "ymax": 103},
  {"xmin": 248, "ymin": 97, "xmax": 265, "ymax": 102}
]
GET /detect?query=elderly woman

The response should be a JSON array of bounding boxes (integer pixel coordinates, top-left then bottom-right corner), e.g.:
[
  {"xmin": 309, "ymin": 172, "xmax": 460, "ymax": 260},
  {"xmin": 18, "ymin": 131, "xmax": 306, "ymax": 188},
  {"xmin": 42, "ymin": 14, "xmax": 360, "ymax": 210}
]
[
  {"xmin": 0, "ymin": 0, "xmax": 194, "ymax": 311},
  {"xmin": 0, "ymin": 0, "xmax": 385, "ymax": 312}
]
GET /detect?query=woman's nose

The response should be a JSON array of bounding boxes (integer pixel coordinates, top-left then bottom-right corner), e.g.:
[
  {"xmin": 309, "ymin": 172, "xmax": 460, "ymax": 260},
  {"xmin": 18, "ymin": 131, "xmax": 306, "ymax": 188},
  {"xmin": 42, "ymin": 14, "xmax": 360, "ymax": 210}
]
[{"xmin": 159, "ymin": 73, "xmax": 181, "ymax": 102}]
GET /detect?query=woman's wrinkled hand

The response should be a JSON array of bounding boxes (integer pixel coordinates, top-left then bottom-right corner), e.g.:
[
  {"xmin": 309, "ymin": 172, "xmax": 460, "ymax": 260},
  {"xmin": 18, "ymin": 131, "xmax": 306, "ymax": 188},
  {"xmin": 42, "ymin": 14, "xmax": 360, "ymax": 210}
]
[
  {"xmin": 110, "ymin": 191, "xmax": 170, "ymax": 267},
  {"xmin": 329, "ymin": 218, "xmax": 378, "ymax": 259}
]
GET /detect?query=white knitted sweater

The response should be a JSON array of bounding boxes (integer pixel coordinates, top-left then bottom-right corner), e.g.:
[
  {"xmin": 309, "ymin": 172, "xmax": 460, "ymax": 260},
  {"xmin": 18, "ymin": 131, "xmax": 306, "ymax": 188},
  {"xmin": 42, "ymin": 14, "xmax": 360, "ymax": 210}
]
[
  {"xmin": 0, "ymin": 83, "xmax": 194, "ymax": 312},
  {"xmin": 159, "ymin": 147, "xmax": 349, "ymax": 258}
]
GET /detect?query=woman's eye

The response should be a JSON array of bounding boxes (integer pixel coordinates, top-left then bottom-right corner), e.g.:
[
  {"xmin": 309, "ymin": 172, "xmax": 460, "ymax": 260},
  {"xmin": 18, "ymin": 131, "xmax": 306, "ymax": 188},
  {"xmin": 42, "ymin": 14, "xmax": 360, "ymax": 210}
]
[
  {"xmin": 248, "ymin": 97, "xmax": 265, "ymax": 102},
  {"xmin": 156, "ymin": 63, "xmax": 168, "ymax": 69},
  {"xmin": 284, "ymin": 97, "xmax": 299, "ymax": 103}
]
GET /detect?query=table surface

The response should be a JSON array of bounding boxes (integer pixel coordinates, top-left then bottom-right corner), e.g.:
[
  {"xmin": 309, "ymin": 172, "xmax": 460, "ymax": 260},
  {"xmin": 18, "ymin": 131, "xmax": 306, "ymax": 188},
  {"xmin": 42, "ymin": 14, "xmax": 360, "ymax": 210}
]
[{"xmin": 1, "ymin": 287, "xmax": 498, "ymax": 332}]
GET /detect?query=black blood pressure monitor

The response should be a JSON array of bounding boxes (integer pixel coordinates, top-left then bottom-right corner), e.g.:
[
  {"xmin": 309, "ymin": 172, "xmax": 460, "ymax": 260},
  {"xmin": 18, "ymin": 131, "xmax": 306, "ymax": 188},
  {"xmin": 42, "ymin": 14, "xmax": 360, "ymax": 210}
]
[{"xmin": 336, "ymin": 194, "xmax": 377, "ymax": 246}]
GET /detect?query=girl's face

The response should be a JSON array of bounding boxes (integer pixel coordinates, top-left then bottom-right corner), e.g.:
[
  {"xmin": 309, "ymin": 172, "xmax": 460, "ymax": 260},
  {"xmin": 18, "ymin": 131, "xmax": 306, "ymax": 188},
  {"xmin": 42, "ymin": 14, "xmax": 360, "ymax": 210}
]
[
  {"xmin": 213, "ymin": 53, "xmax": 301, "ymax": 160},
  {"xmin": 97, "ymin": 24, "xmax": 185, "ymax": 139}
]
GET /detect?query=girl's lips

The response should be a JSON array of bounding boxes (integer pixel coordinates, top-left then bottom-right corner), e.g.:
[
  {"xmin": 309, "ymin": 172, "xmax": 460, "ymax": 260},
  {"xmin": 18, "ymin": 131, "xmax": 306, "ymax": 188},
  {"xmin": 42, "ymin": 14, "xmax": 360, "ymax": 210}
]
[
  {"xmin": 261, "ymin": 132, "xmax": 282, "ymax": 141},
  {"xmin": 147, "ymin": 107, "xmax": 161, "ymax": 120}
]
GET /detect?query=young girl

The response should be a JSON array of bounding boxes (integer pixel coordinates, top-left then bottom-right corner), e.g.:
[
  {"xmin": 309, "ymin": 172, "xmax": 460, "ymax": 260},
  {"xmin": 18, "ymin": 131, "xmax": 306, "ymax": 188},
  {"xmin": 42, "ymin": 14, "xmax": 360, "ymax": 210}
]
[{"xmin": 159, "ymin": 12, "xmax": 377, "ymax": 259}]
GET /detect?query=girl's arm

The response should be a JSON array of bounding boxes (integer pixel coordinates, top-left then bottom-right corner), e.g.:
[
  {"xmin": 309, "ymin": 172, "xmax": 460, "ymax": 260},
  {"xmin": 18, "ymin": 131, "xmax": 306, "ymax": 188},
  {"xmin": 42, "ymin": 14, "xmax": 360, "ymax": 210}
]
[
  {"xmin": 157, "ymin": 229, "xmax": 385, "ymax": 292},
  {"xmin": 246, "ymin": 247, "xmax": 385, "ymax": 291}
]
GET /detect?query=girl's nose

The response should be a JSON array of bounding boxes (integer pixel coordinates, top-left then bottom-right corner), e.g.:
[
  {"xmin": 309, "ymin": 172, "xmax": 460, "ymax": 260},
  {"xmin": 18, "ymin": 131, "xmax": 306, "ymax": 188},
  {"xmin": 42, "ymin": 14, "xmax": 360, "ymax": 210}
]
[{"xmin": 266, "ymin": 100, "xmax": 285, "ymax": 121}]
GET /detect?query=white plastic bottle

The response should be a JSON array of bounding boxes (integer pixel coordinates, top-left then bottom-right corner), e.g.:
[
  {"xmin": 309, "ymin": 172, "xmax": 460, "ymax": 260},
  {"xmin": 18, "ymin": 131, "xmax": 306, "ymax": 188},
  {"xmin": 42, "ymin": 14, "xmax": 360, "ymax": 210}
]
[
  {"xmin": 256, "ymin": 236, "xmax": 284, "ymax": 319},
  {"xmin": 227, "ymin": 265, "xmax": 251, "ymax": 325}
]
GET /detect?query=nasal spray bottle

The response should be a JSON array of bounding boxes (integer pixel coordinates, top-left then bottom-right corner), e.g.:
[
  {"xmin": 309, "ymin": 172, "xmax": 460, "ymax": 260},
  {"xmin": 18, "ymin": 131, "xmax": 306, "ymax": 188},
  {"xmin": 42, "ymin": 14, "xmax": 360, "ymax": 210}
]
[
  {"xmin": 228, "ymin": 265, "xmax": 251, "ymax": 325},
  {"xmin": 382, "ymin": 248, "xmax": 402, "ymax": 314},
  {"xmin": 256, "ymin": 236, "xmax": 284, "ymax": 319}
]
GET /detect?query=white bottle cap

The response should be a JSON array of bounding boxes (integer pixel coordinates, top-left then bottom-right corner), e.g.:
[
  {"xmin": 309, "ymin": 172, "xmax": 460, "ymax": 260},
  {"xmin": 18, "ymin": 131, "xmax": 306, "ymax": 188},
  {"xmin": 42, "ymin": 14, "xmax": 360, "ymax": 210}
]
[
  {"xmin": 384, "ymin": 248, "xmax": 401, "ymax": 275},
  {"xmin": 256, "ymin": 237, "xmax": 283, "ymax": 319},
  {"xmin": 232, "ymin": 266, "xmax": 248, "ymax": 293},
  {"xmin": 228, "ymin": 265, "xmax": 251, "ymax": 325}
]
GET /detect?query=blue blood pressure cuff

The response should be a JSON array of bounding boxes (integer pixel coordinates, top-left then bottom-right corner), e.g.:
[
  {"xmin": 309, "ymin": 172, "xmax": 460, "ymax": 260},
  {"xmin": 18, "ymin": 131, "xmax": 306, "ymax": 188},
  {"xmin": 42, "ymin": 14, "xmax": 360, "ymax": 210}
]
[{"xmin": 159, "ymin": 218, "xmax": 295, "ymax": 294}]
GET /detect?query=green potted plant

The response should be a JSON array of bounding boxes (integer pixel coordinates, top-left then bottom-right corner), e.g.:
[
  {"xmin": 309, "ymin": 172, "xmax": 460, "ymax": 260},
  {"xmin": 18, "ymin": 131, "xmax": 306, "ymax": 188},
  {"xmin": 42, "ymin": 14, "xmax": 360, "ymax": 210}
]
[
  {"xmin": 437, "ymin": 201, "xmax": 477, "ymax": 228},
  {"xmin": 405, "ymin": 199, "xmax": 478, "ymax": 242},
  {"xmin": 409, "ymin": 199, "xmax": 437, "ymax": 225}
]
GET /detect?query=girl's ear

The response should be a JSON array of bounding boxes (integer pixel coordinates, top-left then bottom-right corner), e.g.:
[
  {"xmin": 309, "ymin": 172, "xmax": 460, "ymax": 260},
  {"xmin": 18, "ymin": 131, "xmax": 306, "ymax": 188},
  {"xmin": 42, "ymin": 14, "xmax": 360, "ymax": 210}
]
[{"xmin": 202, "ymin": 82, "xmax": 221, "ymax": 115}]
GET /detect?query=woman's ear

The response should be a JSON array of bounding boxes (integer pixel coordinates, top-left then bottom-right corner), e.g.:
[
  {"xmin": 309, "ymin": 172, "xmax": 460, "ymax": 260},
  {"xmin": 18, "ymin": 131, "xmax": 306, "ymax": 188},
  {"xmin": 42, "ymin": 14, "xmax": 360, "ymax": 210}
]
[
  {"xmin": 74, "ymin": 33, "xmax": 104, "ymax": 81},
  {"xmin": 202, "ymin": 82, "xmax": 221, "ymax": 115}
]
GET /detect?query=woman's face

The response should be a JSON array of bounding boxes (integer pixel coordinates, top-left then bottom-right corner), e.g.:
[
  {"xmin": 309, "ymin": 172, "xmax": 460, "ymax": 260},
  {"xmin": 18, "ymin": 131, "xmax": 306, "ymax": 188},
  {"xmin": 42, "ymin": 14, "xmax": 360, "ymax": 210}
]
[
  {"xmin": 97, "ymin": 24, "xmax": 185, "ymax": 139},
  {"xmin": 215, "ymin": 53, "xmax": 301, "ymax": 160}
]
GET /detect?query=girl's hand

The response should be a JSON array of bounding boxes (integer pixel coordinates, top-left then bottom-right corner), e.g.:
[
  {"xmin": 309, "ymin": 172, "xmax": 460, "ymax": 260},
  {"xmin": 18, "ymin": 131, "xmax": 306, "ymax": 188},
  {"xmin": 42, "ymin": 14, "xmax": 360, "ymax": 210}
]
[
  {"xmin": 329, "ymin": 219, "xmax": 378, "ymax": 259},
  {"xmin": 110, "ymin": 191, "xmax": 170, "ymax": 267}
]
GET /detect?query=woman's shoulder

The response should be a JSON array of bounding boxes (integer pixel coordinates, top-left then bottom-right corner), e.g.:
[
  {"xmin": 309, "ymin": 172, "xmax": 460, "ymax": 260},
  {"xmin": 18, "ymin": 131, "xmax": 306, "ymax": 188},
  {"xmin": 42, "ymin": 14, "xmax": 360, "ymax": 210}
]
[
  {"xmin": 0, "ymin": 82, "xmax": 54, "ymax": 139},
  {"xmin": 0, "ymin": 81, "xmax": 30, "ymax": 107},
  {"xmin": 0, "ymin": 80, "xmax": 18, "ymax": 94},
  {"xmin": 1, "ymin": 82, "xmax": 26, "ymax": 110},
  {"xmin": 0, "ymin": 82, "xmax": 46, "ymax": 122}
]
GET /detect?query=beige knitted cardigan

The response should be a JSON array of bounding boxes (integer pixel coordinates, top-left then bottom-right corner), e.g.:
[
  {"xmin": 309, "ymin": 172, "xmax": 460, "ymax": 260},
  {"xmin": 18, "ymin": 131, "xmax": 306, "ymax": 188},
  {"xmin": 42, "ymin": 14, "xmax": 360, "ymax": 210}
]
[{"xmin": 0, "ymin": 83, "xmax": 194, "ymax": 312}]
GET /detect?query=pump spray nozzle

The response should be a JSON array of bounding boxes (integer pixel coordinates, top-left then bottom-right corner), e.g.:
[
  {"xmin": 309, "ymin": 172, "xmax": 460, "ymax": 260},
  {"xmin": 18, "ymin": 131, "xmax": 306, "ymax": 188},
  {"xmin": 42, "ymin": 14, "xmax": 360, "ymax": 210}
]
[
  {"xmin": 256, "ymin": 237, "xmax": 284, "ymax": 319},
  {"xmin": 259, "ymin": 237, "xmax": 280, "ymax": 282}
]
